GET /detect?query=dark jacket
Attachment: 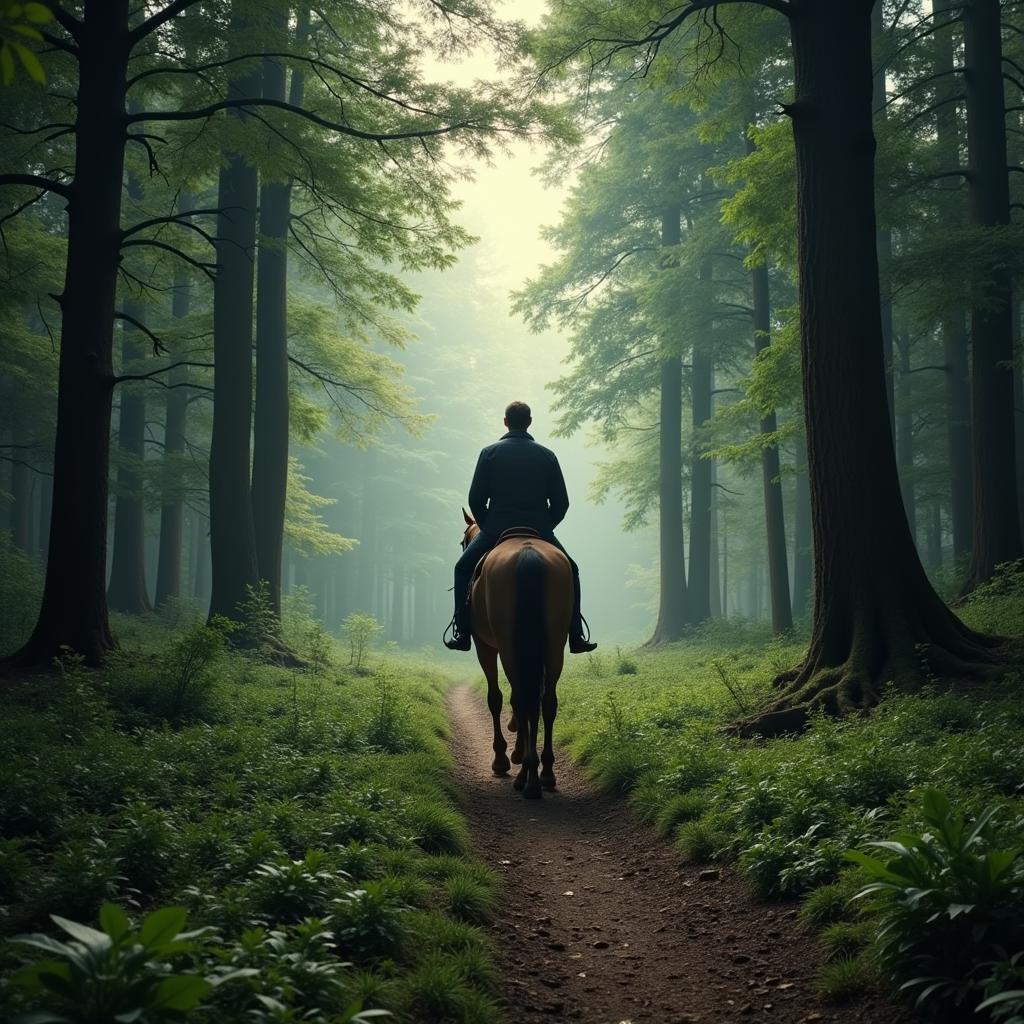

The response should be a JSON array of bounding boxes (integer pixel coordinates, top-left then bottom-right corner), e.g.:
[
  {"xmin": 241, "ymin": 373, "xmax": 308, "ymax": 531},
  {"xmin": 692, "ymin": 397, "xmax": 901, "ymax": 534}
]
[{"xmin": 467, "ymin": 430, "xmax": 570, "ymax": 538}]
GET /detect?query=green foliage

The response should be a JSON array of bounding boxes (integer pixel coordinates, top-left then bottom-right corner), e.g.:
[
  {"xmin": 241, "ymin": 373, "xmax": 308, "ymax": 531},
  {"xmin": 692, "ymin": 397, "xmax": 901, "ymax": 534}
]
[
  {"xmin": 0, "ymin": 531, "xmax": 41, "ymax": 653},
  {"xmin": 343, "ymin": 614, "xmax": 383, "ymax": 673},
  {"xmin": 0, "ymin": 620, "xmax": 503, "ymax": 1023},
  {"xmin": 9, "ymin": 904, "xmax": 212, "ymax": 1024},
  {"xmin": 0, "ymin": 1, "xmax": 51, "ymax": 86},
  {"xmin": 846, "ymin": 788, "xmax": 1024, "ymax": 1014}
]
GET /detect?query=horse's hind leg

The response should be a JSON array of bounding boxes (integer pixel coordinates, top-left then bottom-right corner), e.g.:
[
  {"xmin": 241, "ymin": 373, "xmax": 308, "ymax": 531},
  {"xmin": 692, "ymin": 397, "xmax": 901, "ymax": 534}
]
[
  {"xmin": 540, "ymin": 677, "xmax": 558, "ymax": 791},
  {"xmin": 522, "ymin": 712, "xmax": 543, "ymax": 799},
  {"xmin": 477, "ymin": 643, "xmax": 509, "ymax": 775}
]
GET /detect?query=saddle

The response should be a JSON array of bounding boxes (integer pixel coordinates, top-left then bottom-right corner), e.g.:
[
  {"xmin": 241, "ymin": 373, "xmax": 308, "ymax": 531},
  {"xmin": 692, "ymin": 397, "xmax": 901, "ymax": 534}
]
[{"xmin": 467, "ymin": 526, "xmax": 543, "ymax": 596}]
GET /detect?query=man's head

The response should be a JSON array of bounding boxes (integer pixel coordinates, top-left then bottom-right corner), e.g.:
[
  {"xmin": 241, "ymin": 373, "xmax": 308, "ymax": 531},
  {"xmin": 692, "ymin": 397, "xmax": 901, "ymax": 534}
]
[{"xmin": 504, "ymin": 400, "xmax": 532, "ymax": 431}]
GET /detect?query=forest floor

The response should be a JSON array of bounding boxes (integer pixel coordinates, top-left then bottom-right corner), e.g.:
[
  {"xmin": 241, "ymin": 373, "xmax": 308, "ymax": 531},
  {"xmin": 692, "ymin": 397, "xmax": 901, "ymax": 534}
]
[{"xmin": 447, "ymin": 683, "xmax": 909, "ymax": 1024}]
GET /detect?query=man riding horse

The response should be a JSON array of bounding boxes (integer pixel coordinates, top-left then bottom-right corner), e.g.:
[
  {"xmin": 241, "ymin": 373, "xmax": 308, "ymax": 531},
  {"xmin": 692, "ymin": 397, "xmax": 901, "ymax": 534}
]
[{"xmin": 443, "ymin": 400, "xmax": 598, "ymax": 654}]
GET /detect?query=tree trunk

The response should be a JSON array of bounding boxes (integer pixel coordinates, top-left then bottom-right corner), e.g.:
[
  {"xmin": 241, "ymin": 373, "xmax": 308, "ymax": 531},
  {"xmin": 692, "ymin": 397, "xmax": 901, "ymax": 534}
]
[
  {"xmin": 961, "ymin": 0, "xmax": 1022, "ymax": 591},
  {"xmin": 896, "ymin": 331, "xmax": 916, "ymax": 543},
  {"xmin": 106, "ymin": 304, "xmax": 152, "ymax": 613},
  {"xmin": 647, "ymin": 201, "xmax": 689, "ymax": 645},
  {"xmin": 8, "ymin": 1, "xmax": 130, "ymax": 665},
  {"xmin": 933, "ymin": 0, "xmax": 973, "ymax": 565},
  {"xmin": 251, "ymin": 9, "xmax": 308, "ymax": 618},
  {"xmin": 872, "ymin": 1, "xmax": 895, "ymax": 432},
  {"xmin": 154, "ymin": 195, "xmax": 194, "ymax": 607},
  {"xmin": 740, "ymin": 0, "xmax": 998, "ymax": 738},
  {"xmin": 688, "ymin": 261, "xmax": 713, "ymax": 623},
  {"xmin": 792, "ymin": 433, "xmax": 812, "ymax": 619},
  {"xmin": 709, "ymin": 462, "xmax": 721, "ymax": 618},
  {"xmin": 927, "ymin": 500, "xmax": 943, "ymax": 573},
  {"xmin": 752, "ymin": 258, "xmax": 793, "ymax": 635},
  {"xmin": 208, "ymin": 11, "xmax": 261, "ymax": 623}
]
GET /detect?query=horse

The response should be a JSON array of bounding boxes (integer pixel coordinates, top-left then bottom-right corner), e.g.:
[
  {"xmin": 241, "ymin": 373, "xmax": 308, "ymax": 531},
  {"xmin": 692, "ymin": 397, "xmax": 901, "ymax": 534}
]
[{"xmin": 460, "ymin": 509, "xmax": 573, "ymax": 799}]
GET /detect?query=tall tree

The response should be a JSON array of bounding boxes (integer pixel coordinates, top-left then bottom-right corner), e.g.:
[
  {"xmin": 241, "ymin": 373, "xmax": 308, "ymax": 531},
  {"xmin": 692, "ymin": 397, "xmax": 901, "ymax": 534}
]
[
  {"xmin": 961, "ymin": 0, "xmax": 1022, "ymax": 590},
  {"xmin": 551, "ymin": 0, "xmax": 1001, "ymax": 732}
]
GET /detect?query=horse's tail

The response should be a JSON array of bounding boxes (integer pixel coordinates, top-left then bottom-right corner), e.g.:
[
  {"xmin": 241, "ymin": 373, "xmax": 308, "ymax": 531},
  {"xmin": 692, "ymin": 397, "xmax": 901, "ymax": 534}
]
[{"xmin": 513, "ymin": 545, "xmax": 546, "ymax": 738}]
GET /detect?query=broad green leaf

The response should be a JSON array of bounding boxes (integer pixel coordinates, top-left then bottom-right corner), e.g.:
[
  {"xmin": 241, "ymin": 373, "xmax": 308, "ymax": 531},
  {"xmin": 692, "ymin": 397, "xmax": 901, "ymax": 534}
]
[
  {"xmin": 100, "ymin": 903, "xmax": 132, "ymax": 942},
  {"xmin": 23, "ymin": 2, "xmax": 54, "ymax": 21},
  {"xmin": 1, "ymin": 44, "xmax": 14, "ymax": 85},
  {"xmin": 977, "ymin": 990, "xmax": 1024, "ymax": 1011},
  {"xmin": 10, "ymin": 23, "xmax": 43, "ymax": 41},
  {"xmin": 150, "ymin": 975, "xmax": 210, "ymax": 1012},
  {"xmin": 12, "ymin": 42, "xmax": 44, "ymax": 83},
  {"xmin": 49, "ymin": 916, "xmax": 111, "ymax": 950},
  {"xmin": 139, "ymin": 906, "xmax": 187, "ymax": 949}
]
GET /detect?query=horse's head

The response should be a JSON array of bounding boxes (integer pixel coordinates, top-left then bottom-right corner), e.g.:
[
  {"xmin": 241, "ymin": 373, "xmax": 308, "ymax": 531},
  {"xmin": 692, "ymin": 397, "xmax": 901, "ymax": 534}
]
[{"xmin": 461, "ymin": 507, "xmax": 479, "ymax": 550}]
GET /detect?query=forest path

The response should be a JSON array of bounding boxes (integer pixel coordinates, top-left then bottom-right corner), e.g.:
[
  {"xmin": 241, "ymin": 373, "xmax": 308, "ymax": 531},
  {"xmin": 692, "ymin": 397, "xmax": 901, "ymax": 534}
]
[{"xmin": 445, "ymin": 683, "xmax": 907, "ymax": 1024}]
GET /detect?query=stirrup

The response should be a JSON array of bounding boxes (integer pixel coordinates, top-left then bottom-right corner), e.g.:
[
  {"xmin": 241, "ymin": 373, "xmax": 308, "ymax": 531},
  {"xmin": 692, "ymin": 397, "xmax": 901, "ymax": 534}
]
[
  {"xmin": 569, "ymin": 614, "xmax": 597, "ymax": 654},
  {"xmin": 442, "ymin": 615, "xmax": 471, "ymax": 651}
]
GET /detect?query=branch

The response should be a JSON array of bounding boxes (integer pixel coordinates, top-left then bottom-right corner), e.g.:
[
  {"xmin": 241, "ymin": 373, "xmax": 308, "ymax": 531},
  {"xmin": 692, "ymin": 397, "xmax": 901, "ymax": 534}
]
[
  {"xmin": 42, "ymin": 2, "xmax": 82, "ymax": 40},
  {"xmin": 120, "ymin": 238, "xmax": 218, "ymax": 279},
  {"xmin": 112, "ymin": 359, "xmax": 214, "ymax": 385},
  {"xmin": 0, "ymin": 174, "xmax": 73, "ymax": 199},
  {"xmin": 113, "ymin": 309, "xmax": 166, "ymax": 356},
  {"xmin": 128, "ymin": 97, "xmax": 480, "ymax": 142},
  {"xmin": 128, "ymin": 0, "xmax": 203, "ymax": 46}
]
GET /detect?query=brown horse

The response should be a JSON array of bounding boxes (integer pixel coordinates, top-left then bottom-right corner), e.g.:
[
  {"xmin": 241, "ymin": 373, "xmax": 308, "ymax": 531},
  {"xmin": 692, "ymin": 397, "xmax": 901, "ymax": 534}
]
[{"xmin": 460, "ymin": 510, "xmax": 573, "ymax": 799}]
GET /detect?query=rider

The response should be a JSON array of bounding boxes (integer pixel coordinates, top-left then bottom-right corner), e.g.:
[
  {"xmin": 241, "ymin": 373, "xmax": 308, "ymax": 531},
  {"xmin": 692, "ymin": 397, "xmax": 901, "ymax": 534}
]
[{"xmin": 444, "ymin": 400, "xmax": 598, "ymax": 654}]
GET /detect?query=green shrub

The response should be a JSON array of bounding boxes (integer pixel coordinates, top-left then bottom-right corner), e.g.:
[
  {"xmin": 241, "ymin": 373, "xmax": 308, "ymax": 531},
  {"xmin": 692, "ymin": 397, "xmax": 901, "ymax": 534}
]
[
  {"xmin": 405, "ymin": 802, "xmax": 468, "ymax": 856},
  {"xmin": 655, "ymin": 791, "xmax": 710, "ymax": 836},
  {"xmin": 815, "ymin": 955, "xmax": 878, "ymax": 1003},
  {"xmin": 8, "ymin": 904, "xmax": 211, "ymax": 1024},
  {"xmin": 847, "ymin": 789, "xmax": 1024, "ymax": 1015},
  {"xmin": 332, "ymin": 881, "xmax": 408, "ymax": 961},
  {"xmin": 444, "ymin": 870, "xmax": 497, "ymax": 924},
  {"xmin": 800, "ymin": 877, "xmax": 859, "ymax": 925},
  {"xmin": 674, "ymin": 817, "xmax": 727, "ymax": 863},
  {"xmin": 820, "ymin": 920, "xmax": 874, "ymax": 961},
  {"xmin": 343, "ymin": 614, "xmax": 383, "ymax": 672}
]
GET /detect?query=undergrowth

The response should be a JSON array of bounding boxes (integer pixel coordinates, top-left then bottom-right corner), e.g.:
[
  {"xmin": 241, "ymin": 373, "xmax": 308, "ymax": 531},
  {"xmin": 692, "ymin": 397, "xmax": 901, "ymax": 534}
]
[
  {"xmin": 552, "ymin": 566, "xmax": 1024, "ymax": 1019},
  {"xmin": 0, "ymin": 593, "xmax": 503, "ymax": 1024}
]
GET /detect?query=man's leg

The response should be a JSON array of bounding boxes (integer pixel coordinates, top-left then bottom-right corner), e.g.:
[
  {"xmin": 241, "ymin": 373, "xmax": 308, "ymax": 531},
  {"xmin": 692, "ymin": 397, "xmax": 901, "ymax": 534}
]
[
  {"xmin": 445, "ymin": 532, "xmax": 494, "ymax": 651},
  {"xmin": 543, "ymin": 533, "xmax": 597, "ymax": 653}
]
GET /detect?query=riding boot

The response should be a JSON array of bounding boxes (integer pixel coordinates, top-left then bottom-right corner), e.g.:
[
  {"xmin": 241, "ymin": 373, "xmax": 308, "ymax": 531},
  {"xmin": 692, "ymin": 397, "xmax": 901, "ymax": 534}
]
[
  {"xmin": 443, "ymin": 600, "xmax": 472, "ymax": 651},
  {"xmin": 568, "ymin": 567, "xmax": 597, "ymax": 654}
]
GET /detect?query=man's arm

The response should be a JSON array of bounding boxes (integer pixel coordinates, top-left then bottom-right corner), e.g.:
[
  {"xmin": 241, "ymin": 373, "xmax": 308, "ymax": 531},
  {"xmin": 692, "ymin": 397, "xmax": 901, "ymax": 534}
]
[
  {"xmin": 468, "ymin": 451, "xmax": 489, "ymax": 527},
  {"xmin": 548, "ymin": 454, "xmax": 570, "ymax": 528}
]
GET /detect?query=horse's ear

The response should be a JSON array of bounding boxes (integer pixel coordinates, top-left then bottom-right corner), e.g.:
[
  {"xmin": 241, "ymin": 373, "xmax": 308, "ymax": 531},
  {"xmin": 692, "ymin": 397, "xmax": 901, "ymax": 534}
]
[{"xmin": 462, "ymin": 507, "xmax": 473, "ymax": 525}]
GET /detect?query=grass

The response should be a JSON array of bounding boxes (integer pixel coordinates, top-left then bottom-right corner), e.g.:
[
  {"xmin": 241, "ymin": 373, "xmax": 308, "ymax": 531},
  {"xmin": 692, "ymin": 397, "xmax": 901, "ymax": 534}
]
[{"xmin": 0, "ymin": 607, "xmax": 504, "ymax": 1024}]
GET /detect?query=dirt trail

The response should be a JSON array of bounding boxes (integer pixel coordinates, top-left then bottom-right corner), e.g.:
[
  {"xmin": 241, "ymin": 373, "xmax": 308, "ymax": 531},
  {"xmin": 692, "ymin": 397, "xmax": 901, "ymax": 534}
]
[{"xmin": 446, "ymin": 684, "xmax": 908, "ymax": 1024}]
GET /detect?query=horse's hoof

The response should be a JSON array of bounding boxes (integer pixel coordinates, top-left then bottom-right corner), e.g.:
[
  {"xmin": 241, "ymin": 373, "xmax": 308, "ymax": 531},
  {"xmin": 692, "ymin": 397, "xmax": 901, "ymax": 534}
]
[
  {"xmin": 513, "ymin": 774, "xmax": 526, "ymax": 791},
  {"xmin": 541, "ymin": 774, "xmax": 557, "ymax": 791},
  {"xmin": 507, "ymin": 717, "xmax": 517, "ymax": 733},
  {"xmin": 523, "ymin": 782, "xmax": 543, "ymax": 800},
  {"xmin": 510, "ymin": 749, "xmax": 523, "ymax": 765},
  {"xmin": 492, "ymin": 755, "xmax": 511, "ymax": 775}
]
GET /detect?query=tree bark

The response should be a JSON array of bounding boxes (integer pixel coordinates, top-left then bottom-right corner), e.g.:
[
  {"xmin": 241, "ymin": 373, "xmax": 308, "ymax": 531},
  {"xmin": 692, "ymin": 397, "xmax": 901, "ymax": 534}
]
[
  {"xmin": 646, "ymin": 199, "xmax": 689, "ymax": 646},
  {"xmin": 154, "ymin": 195, "xmax": 194, "ymax": 607},
  {"xmin": 687, "ymin": 260, "xmax": 713, "ymax": 623},
  {"xmin": 208, "ymin": 8, "xmax": 261, "ymax": 622},
  {"xmin": 752, "ymin": 258, "xmax": 793, "ymax": 634},
  {"xmin": 740, "ymin": 0, "xmax": 998, "ymax": 738},
  {"xmin": 933, "ymin": 0, "xmax": 973, "ymax": 565},
  {"xmin": 896, "ymin": 331, "xmax": 916, "ymax": 543},
  {"xmin": 106, "ymin": 303, "xmax": 152, "ymax": 613},
  {"xmin": 8, "ymin": 1, "xmax": 129, "ymax": 665},
  {"xmin": 872, "ymin": 1, "xmax": 895, "ymax": 432},
  {"xmin": 252, "ymin": 9, "xmax": 308, "ymax": 618},
  {"xmin": 961, "ymin": 0, "xmax": 1022, "ymax": 591},
  {"xmin": 792, "ymin": 432, "xmax": 812, "ymax": 619}
]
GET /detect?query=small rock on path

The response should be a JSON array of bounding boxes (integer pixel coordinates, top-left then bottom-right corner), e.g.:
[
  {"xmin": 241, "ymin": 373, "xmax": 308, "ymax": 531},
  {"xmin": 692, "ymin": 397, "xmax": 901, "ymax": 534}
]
[{"xmin": 446, "ymin": 683, "xmax": 910, "ymax": 1024}]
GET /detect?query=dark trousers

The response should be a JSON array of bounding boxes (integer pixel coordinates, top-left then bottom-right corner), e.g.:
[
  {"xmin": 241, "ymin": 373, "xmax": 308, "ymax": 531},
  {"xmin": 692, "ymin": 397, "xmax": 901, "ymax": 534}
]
[{"xmin": 453, "ymin": 531, "xmax": 584, "ymax": 634}]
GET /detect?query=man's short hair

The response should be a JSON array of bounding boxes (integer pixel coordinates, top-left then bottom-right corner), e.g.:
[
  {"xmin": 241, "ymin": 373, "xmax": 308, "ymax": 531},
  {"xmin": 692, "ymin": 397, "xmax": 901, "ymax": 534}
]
[{"xmin": 504, "ymin": 400, "xmax": 532, "ymax": 430}]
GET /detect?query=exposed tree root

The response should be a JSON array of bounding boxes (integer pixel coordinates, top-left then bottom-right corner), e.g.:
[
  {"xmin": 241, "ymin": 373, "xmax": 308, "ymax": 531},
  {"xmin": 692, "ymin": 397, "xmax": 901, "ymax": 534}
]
[{"xmin": 732, "ymin": 623, "xmax": 1009, "ymax": 740}]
